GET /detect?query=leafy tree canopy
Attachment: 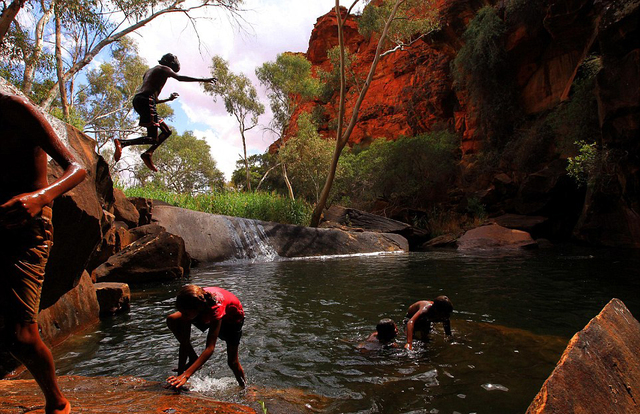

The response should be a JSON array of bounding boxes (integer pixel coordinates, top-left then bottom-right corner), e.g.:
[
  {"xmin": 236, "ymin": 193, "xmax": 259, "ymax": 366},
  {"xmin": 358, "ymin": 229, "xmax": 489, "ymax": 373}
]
[{"xmin": 134, "ymin": 130, "xmax": 225, "ymax": 195}]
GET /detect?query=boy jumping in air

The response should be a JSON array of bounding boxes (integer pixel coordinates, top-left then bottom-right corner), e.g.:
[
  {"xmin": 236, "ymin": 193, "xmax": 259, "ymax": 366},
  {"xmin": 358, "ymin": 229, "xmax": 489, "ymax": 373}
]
[{"xmin": 114, "ymin": 53, "xmax": 216, "ymax": 172}]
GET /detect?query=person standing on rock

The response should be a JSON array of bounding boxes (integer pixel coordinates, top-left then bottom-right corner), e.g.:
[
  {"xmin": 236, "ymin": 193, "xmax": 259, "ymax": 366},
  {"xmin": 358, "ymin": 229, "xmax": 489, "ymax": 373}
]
[
  {"xmin": 113, "ymin": 53, "xmax": 216, "ymax": 172},
  {"xmin": 404, "ymin": 296, "xmax": 453, "ymax": 350},
  {"xmin": 166, "ymin": 284, "xmax": 246, "ymax": 389},
  {"xmin": 0, "ymin": 91, "xmax": 88, "ymax": 414}
]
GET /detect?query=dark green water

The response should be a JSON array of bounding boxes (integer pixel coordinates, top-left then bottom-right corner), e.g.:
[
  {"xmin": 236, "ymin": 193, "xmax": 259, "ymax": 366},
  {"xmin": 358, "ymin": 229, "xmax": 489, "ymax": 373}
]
[{"xmin": 53, "ymin": 246, "xmax": 640, "ymax": 413}]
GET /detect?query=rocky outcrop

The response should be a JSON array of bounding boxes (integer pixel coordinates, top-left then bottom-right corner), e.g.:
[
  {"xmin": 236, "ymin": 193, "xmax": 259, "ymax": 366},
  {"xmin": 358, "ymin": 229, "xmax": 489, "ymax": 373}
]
[
  {"xmin": 320, "ymin": 205, "xmax": 428, "ymax": 247},
  {"xmin": 457, "ymin": 223, "xmax": 537, "ymax": 250},
  {"xmin": 111, "ymin": 188, "xmax": 140, "ymax": 228},
  {"xmin": 37, "ymin": 271, "xmax": 100, "ymax": 346},
  {"xmin": 91, "ymin": 228, "xmax": 190, "ymax": 284},
  {"xmin": 152, "ymin": 205, "xmax": 408, "ymax": 262},
  {"xmin": 95, "ymin": 282, "xmax": 131, "ymax": 316},
  {"xmin": 0, "ymin": 376, "xmax": 255, "ymax": 413},
  {"xmin": 526, "ymin": 298, "xmax": 640, "ymax": 414}
]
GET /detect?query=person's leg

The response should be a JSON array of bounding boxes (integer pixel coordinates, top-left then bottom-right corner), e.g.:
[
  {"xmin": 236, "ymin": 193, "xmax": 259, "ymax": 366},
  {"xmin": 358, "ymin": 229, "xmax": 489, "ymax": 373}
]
[
  {"xmin": 166, "ymin": 312, "xmax": 198, "ymax": 373},
  {"xmin": 141, "ymin": 121, "xmax": 172, "ymax": 172},
  {"xmin": 9, "ymin": 321, "xmax": 70, "ymax": 414},
  {"xmin": 226, "ymin": 343, "xmax": 246, "ymax": 387}
]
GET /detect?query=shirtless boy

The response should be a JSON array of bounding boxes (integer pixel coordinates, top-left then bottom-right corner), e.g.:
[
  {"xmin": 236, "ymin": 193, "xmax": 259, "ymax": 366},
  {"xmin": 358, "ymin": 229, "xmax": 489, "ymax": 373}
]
[
  {"xmin": 113, "ymin": 53, "xmax": 216, "ymax": 172},
  {"xmin": 404, "ymin": 296, "xmax": 453, "ymax": 350},
  {"xmin": 0, "ymin": 91, "xmax": 87, "ymax": 413}
]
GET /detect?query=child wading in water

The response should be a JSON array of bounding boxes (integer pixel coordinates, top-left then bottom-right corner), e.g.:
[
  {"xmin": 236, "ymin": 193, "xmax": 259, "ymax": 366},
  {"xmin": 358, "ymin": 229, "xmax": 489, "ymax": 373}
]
[
  {"xmin": 166, "ymin": 285, "xmax": 246, "ymax": 389},
  {"xmin": 404, "ymin": 296, "xmax": 453, "ymax": 350}
]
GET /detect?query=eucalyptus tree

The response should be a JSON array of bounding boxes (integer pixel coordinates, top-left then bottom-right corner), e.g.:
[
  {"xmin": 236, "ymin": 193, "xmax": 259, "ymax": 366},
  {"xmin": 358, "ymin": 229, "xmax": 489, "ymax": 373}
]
[
  {"xmin": 1, "ymin": 0, "xmax": 245, "ymax": 109},
  {"xmin": 256, "ymin": 52, "xmax": 321, "ymax": 199},
  {"xmin": 206, "ymin": 55, "xmax": 264, "ymax": 192},
  {"xmin": 309, "ymin": 0, "xmax": 440, "ymax": 227},
  {"xmin": 133, "ymin": 130, "xmax": 225, "ymax": 194}
]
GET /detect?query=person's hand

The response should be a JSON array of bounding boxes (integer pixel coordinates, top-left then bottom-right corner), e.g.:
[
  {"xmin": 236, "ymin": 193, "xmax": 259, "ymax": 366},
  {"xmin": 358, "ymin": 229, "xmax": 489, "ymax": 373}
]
[
  {"xmin": 166, "ymin": 373, "xmax": 189, "ymax": 390},
  {"xmin": 0, "ymin": 192, "xmax": 45, "ymax": 229},
  {"xmin": 206, "ymin": 77, "xmax": 218, "ymax": 85},
  {"xmin": 169, "ymin": 92, "xmax": 179, "ymax": 101}
]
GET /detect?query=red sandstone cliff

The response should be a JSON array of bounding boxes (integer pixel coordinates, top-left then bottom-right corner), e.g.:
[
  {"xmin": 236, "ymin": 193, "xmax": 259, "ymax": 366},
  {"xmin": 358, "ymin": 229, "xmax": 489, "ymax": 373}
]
[{"xmin": 284, "ymin": 0, "xmax": 640, "ymax": 247}]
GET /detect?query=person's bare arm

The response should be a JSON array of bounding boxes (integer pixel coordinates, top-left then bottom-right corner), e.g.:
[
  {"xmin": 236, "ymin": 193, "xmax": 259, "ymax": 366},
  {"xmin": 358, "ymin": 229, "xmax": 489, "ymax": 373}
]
[
  {"xmin": 166, "ymin": 318, "xmax": 221, "ymax": 389},
  {"xmin": 0, "ymin": 97, "xmax": 87, "ymax": 227},
  {"xmin": 443, "ymin": 319, "xmax": 452, "ymax": 337}
]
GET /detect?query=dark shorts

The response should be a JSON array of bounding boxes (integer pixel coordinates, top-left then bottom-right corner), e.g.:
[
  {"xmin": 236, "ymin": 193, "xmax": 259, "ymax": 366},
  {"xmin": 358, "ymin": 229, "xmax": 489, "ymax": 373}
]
[
  {"xmin": 0, "ymin": 206, "xmax": 53, "ymax": 324},
  {"xmin": 194, "ymin": 318, "xmax": 244, "ymax": 346},
  {"xmin": 132, "ymin": 93, "xmax": 158, "ymax": 126}
]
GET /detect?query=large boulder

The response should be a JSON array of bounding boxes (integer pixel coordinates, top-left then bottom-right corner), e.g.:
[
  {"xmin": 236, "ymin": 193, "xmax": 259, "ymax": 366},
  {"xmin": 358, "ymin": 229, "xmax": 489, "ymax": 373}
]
[
  {"xmin": 37, "ymin": 271, "xmax": 100, "ymax": 346},
  {"xmin": 152, "ymin": 205, "xmax": 408, "ymax": 263},
  {"xmin": 95, "ymin": 282, "xmax": 131, "ymax": 316},
  {"xmin": 91, "ymin": 229, "xmax": 190, "ymax": 284},
  {"xmin": 110, "ymin": 188, "xmax": 140, "ymax": 228},
  {"xmin": 526, "ymin": 298, "xmax": 640, "ymax": 414},
  {"xmin": 457, "ymin": 223, "xmax": 537, "ymax": 250}
]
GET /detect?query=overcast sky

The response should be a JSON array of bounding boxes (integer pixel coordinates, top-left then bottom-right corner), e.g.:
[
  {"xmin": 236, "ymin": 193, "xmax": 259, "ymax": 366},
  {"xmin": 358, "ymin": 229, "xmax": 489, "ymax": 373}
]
[{"xmin": 119, "ymin": 0, "xmax": 362, "ymax": 180}]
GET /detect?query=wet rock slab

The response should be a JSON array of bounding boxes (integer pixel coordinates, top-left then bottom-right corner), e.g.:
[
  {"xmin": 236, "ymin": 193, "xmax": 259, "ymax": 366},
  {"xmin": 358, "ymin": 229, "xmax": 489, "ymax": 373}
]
[
  {"xmin": 526, "ymin": 298, "xmax": 640, "ymax": 414},
  {"xmin": 0, "ymin": 376, "xmax": 255, "ymax": 413}
]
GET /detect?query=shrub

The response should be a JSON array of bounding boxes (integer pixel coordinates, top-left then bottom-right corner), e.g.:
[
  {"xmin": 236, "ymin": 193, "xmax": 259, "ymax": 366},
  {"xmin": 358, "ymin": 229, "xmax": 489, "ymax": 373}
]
[
  {"xmin": 335, "ymin": 131, "xmax": 460, "ymax": 209},
  {"xmin": 567, "ymin": 140, "xmax": 598, "ymax": 187}
]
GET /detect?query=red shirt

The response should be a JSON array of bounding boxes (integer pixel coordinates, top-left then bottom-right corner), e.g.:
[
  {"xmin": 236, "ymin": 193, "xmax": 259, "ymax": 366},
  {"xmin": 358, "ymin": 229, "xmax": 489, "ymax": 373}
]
[{"xmin": 204, "ymin": 287, "xmax": 244, "ymax": 323}]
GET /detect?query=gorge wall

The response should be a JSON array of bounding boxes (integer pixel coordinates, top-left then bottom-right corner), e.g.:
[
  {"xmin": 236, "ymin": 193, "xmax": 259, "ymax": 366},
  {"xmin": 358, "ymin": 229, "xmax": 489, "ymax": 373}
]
[{"xmin": 284, "ymin": 0, "xmax": 640, "ymax": 247}]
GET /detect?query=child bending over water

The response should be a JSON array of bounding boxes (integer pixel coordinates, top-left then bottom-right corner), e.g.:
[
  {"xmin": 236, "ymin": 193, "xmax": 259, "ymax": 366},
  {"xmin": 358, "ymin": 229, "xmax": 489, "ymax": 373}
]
[
  {"xmin": 166, "ymin": 285, "xmax": 246, "ymax": 389},
  {"xmin": 404, "ymin": 296, "xmax": 453, "ymax": 350}
]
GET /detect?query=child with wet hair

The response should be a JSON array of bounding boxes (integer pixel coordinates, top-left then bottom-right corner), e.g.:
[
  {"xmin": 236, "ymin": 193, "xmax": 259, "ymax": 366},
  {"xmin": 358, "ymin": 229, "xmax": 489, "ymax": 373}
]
[
  {"xmin": 166, "ymin": 284, "xmax": 246, "ymax": 389},
  {"xmin": 358, "ymin": 318, "xmax": 399, "ymax": 351},
  {"xmin": 403, "ymin": 295, "xmax": 453, "ymax": 350}
]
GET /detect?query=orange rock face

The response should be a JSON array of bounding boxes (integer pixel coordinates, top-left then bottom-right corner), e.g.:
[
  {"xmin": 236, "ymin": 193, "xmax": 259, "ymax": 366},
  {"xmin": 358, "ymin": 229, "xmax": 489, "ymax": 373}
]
[
  {"xmin": 526, "ymin": 298, "xmax": 640, "ymax": 414},
  {"xmin": 0, "ymin": 376, "xmax": 256, "ymax": 413}
]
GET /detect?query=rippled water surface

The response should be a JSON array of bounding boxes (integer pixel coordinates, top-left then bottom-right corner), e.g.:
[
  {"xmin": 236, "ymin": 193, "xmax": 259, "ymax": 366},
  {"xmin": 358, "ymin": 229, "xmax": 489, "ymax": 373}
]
[{"xmin": 53, "ymin": 247, "xmax": 640, "ymax": 413}]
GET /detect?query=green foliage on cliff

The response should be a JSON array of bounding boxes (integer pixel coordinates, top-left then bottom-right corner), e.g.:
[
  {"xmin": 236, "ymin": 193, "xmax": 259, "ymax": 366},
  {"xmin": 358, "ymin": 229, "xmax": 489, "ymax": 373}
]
[
  {"xmin": 358, "ymin": 0, "xmax": 440, "ymax": 42},
  {"xmin": 452, "ymin": 6, "xmax": 517, "ymax": 148},
  {"xmin": 316, "ymin": 46, "xmax": 361, "ymax": 103},
  {"xmin": 567, "ymin": 140, "xmax": 598, "ymax": 187},
  {"xmin": 122, "ymin": 187, "xmax": 313, "ymax": 226},
  {"xmin": 335, "ymin": 130, "xmax": 459, "ymax": 209}
]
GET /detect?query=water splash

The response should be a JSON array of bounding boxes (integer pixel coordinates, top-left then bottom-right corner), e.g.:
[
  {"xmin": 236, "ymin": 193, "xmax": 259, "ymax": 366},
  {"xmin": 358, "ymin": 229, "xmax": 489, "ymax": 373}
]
[
  {"xmin": 188, "ymin": 375, "xmax": 237, "ymax": 394},
  {"xmin": 224, "ymin": 218, "xmax": 279, "ymax": 262}
]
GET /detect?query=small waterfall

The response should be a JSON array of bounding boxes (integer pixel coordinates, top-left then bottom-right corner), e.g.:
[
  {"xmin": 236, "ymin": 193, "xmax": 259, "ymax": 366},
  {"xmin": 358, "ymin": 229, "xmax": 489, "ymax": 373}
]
[{"xmin": 224, "ymin": 217, "xmax": 279, "ymax": 262}]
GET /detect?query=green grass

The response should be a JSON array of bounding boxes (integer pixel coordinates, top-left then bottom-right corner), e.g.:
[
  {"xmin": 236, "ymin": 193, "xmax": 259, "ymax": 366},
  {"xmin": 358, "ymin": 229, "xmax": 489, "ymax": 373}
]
[{"xmin": 122, "ymin": 187, "xmax": 313, "ymax": 226}]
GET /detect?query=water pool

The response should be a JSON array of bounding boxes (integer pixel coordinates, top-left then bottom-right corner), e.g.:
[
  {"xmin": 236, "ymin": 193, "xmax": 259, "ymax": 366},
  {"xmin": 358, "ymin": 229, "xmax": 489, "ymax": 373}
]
[{"xmin": 52, "ymin": 246, "xmax": 640, "ymax": 413}]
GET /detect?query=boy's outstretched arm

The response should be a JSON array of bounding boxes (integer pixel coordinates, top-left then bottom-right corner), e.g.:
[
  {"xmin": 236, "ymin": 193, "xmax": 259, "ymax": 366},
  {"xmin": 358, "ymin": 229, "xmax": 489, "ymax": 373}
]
[
  {"xmin": 166, "ymin": 318, "xmax": 222, "ymax": 389},
  {"xmin": 0, "ymin": 96, "xmax": 86, "ymax": 227}
]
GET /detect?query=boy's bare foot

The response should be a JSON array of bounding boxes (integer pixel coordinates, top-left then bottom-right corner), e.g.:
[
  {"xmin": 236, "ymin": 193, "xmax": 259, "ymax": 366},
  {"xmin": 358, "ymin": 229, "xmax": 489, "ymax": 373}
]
[
  {"xmin": 114, "ymin": 139, "xmax": 122, "ymax": 162},
  {"xmin": 141, "ymin": 152, "xmax": 158, "ymax": 172},
  {"xmin": 46, "ymin": 400, "xmax": 71, "ymax": 414}
]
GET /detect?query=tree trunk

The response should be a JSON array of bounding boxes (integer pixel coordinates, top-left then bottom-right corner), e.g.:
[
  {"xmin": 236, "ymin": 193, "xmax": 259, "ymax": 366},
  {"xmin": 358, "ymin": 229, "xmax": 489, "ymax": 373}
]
[
  {"xmin": 241, "ymin": 130, "xmax": 251, "ymax": 192},
  {"xmin": 55, "ymin": 2, "xmax": 69, "ymax": 119},
  {"xmin": 22, "ymin": 2, "xmax": 54, "ymax": 95},
  {"xmin": 0, "ymin": 0, "xmax": 25, "ymax": 44},
  {"xmin": 310, "ymin": 0, "xmax": 403, "ymax": 227},
  {"xmin": 282, "ymin": 163, "xmax": 295, "ymax": 200}
]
